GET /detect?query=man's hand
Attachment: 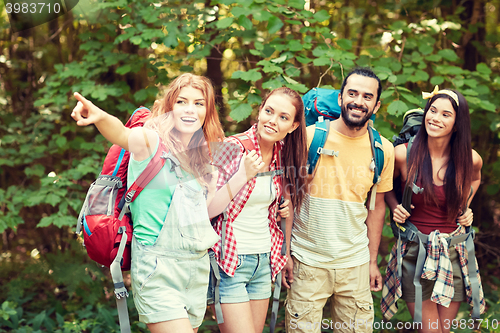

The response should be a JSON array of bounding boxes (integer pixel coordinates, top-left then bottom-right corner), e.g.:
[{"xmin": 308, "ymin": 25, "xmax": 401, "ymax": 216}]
[
  {"xmin": 369, "ymin": 261, "xmax": 382, "ymax": 291},
  {"xmin": 282, "ymin": 256, "xmax": 294, "ymax": 289}
]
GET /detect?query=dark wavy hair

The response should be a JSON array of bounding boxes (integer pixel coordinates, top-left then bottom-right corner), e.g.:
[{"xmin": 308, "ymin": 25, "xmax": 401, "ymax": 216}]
[
  {"xmin": 259, "ymin": 87, "xmax": 307, "ymax": 212},
  {"xmin": 406, "ymin": 90, "xmax": 472, "ymax": 221}
]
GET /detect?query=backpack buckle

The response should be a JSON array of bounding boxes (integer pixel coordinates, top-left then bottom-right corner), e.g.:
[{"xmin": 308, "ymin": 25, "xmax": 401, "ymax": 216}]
[{"xmin": 125, "ymin": 190, "xmax": 135, "ymax": 203}]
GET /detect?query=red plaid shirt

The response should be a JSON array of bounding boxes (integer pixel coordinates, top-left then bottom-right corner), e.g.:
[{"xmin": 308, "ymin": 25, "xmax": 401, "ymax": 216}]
[{"xmin": 211, "ymin": 124, "xmax": 287, "ymax": 280}]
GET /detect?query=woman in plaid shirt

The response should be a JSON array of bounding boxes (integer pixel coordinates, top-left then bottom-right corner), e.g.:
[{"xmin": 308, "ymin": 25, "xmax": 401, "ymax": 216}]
[
  {"xmin": 383, "ymin": 87, "xmax": 485, "ymax": 332},
  {"xmin": 208, "ymin": 87, "xmax": 307, "ymax": 333}
]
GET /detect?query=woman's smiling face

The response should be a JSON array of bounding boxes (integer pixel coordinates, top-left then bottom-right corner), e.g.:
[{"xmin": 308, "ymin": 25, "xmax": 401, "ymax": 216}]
[
  {"xmin": 172, "ymin": 86, "xmax": 207, "ymax": 144},
  {"xmin": 257, "ymin": 93, "xmax": 299, "ymax": 144},
  {"xmin": 425, "ymin": 97, "xmax": 456, "ymax": 139}
]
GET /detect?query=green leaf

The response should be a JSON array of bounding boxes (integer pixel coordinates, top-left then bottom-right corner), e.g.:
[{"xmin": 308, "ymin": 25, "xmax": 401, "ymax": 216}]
[
  {"xmin": 380, "ymin": 90, "xmax": 394, "ymax": 100},
  {"xmin": 425, "ymin": 54, "xmax": 442, "ymax": 62},
  {"xmin": 262, "ymin": 78, "xmax": 283, "ymax": 91},
  {"xmin": 267, "ymin": 15, "xmax": 284, "ymax": 34},
  {"xmin": 438, "ymin": 49, "xmax": 458, "ymax": 62},
  {"xmin": 216, "ymin": 17, "xmax": 234, "ymax": 29},
  {"xmin": 313, "ymin": 9, "xmax": 330, "ymax": 22},
  {"xmin": 56, "ymin": 136, "xmax": 67, "ymax": 148},
  {"xmin": 285, "ymin": 67, "xmax": 300, "ymax": 77},
  {"xmin": 476, "ymin": 63, "xmax": 491, "ymax": 75},
  {"xmin": 387, "ymin": 100, "xmax": 408, "ymax": 116},
  {"xmin": 129, "ymin": 36, "xmax": 142, "ymax": 45},
  {"xmin": 401, "ymin": 92, "xmax": 421, "ymax": 105},
  {"xmin": 238, "ymin": 16, "xmax": 253, "ymax": 31},
  {"xmin": 116, "ymin": 64, "xmax": 132, "ymax": 75},
  {"xmin": 296, "ymin": 56, "xmax": 312, "ymax": 64},
  {"xmin": 271, "ymin": 55, "xmax": 287, "ymax": 64},
  {"xmin": 134, "ymin": 89, "xmax": 149, "ymax": 103},
  {"xmin": 313, "ymin": 57, "xmax": 331, "ymax": 66},
  {"xmin": 240, "ymin": 69, "xmax": 262, "ymax": 82},
  {"xmin": 46, "ymin": 193, "xmax": 62, "ymax": 207},
  {"xmin": 230, "ymin": 103, "xmax": 253, "ymax": 122},
  {"xmin": 25, "ymin": 164, "xmax": 45, "ymax": 178},
  {"xmin": 32, "ymin": 311, "xmax": 45, "ymax": 330},
  {"xmin": 418, "ymin": 43, "xmax": 434, "ymax": 55},
  {"xmin": 337, "ymin": 39, "xmax": 352, "ymax": 50},
  {"xmin": 479, "ymin": 101, "xmax": 496, "ymax": 112},
  {"xmin": 430, "ymin": 76, "xmax": 444, "ymax": 85},
  {"xmin": 288, "ymin": 40, "xmax": 303, "ymax": 52},
  {"xmin": 288, "ymin": 0, "xmax": 305, "ymax": 9}
]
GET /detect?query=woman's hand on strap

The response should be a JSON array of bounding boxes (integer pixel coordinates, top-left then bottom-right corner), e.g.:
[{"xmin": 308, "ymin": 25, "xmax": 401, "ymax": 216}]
[
  {"xmin": 457, "ymin": 208, "xmax": 473, "ymax": 227},
  {"xmin": 278, "ymin": 199, "xmax": 290, "ymax": 219},
  {"xmin": 238, "ymin": 150, "xmax": 265, "ymax": 181},
  {"xmin": 393, "ymin": 203, "xmax": 413, "ymax": 224}
]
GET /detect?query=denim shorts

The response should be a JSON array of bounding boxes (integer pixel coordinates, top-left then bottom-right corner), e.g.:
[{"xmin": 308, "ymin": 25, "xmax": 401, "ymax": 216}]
[{"xmin": 210, "ymin": 253, "xmax": 272, "ymax": 303}]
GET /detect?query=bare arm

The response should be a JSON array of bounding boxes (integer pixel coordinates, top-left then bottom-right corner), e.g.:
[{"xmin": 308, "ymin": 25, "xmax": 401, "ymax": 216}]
[
  {"xmin": 457, "ymin": 149, "xmax": 483, "ymax": 226},
  {"xmin": 386, "ymin": 144, "xmax": 412, "ymax": 223},
  {"xmin": 366, "ymin": 191, "xmax": 386, "ymax": 291},
  {"xmin": 207, "ymin": 150, "xmax": 264, "ymax": 218},
  {"xmin": 469, "ymin": 149, "xmax": 483, "ymax": 204}
]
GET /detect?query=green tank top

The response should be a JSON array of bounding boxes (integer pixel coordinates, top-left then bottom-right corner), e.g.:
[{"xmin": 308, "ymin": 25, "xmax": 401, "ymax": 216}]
[{"xmin": 127, "ymin": 135, "xmax": 201, "ymax": 245}]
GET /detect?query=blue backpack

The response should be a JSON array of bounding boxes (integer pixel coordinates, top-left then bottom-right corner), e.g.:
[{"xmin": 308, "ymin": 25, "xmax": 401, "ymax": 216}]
[{"xmin": 302, "ymin": 87, "xmax": 384, "ymax": 210}]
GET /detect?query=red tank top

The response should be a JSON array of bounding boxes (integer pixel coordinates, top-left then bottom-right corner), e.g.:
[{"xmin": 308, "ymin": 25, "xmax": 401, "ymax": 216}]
[{"xmin": 405, "ymin": 183, "xmax": 458, "ymax": 234}]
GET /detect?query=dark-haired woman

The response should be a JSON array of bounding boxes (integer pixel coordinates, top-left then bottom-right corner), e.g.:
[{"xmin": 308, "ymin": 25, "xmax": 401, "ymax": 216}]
[
  {"xmin": 382, "ymin": 86, "xmax": 485, "ymax": 332},
  {"xmin": 207, "ymin": 87, "xmax": 307, "ymax": 333}
]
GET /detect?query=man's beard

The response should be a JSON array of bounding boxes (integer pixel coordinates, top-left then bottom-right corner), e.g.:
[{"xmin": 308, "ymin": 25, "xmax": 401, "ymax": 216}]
[{"xmin": 340, "ymin": 102, "xmax": 374, "ymax": 129}]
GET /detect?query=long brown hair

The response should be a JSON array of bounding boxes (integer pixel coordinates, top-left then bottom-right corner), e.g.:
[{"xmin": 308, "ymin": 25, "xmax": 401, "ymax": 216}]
[
  {"xmin": 260, "ymin": 87, "xmax": 307, "ymax": 212},
  {"xmin": 406, "ymin": 91, "xmax": 472, "ymax": 221},
  {"xmin": 146, "ymin": 73, "xmax": 224, "ymax": 185}
]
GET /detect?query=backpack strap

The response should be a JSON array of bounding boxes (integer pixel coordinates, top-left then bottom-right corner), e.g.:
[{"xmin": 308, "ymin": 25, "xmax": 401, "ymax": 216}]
[
  {"xmin": 307, "ymin": 117, "xmax": 331, "ymax": 174},
  {"xmin": 110, "ymin": 227, "xmax": 132, "ymax": 333},
  {"xmin": 118, "ymin": 143, "xmax": 168, "ymax": 220},
  {"xmin": 367, "ymin": 125, "xmax": 385, "ymax": 210}
]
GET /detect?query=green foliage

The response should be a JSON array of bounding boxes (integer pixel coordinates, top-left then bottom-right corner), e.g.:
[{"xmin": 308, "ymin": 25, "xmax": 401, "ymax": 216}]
[{"xmin": 1, "ymin": 0, "xmax": 500, "ymax": 330}]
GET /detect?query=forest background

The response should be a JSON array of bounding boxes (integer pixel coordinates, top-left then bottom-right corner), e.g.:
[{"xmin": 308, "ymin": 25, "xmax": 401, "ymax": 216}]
[{"xmin": 1, "ymin": 0, "xmax": 500, "ymax": 331}]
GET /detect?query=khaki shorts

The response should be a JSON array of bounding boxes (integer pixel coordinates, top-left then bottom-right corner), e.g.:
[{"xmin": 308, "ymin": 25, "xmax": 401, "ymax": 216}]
[
  {"xmin": 285, "ymin": 257, "xmax": 374, "ymax": 333},
  {"xmin": 401, "ymin": 241, "xmax": 465, "ymax": 303}
]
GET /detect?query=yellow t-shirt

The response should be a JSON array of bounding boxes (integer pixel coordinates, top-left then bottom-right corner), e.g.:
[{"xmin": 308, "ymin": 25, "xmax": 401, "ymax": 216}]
[{"xmin": 291, "ymin": 123, "xmax": 395, "ymax": 269}]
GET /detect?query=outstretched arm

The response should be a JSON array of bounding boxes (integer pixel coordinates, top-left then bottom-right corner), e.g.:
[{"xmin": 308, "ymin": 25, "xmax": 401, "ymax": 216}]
[{"xmin": 71, "ymin": 92, "xmax": 155, "ymax": 160}]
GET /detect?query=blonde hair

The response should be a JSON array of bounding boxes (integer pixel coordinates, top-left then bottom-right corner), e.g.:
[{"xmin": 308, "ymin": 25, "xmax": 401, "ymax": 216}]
[{"xmin": 145, "ymin": 73, "xmax": 224, "ymax": 187}]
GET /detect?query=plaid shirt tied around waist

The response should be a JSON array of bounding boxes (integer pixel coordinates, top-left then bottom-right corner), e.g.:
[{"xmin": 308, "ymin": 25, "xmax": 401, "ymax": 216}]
[
  {"xmin": 381, "ymin": 225, "xmax": 485, "ymax": 320},
  {"xmin": 211, "ymin": 124, "xmax": 287, "ymax": 281}
]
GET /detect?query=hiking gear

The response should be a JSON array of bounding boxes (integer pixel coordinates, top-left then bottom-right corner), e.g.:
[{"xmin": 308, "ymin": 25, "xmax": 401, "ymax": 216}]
[
  {"xmin": 270, "ymin": 195, "xmax": 286, "ymax": 333},
  {"xmin": 76, "ymin": 107, "xmax": 168, "ymax": 333},
  {"xmin": 392, "ymin": 109, "xmax": 424, "ymax": 147},
  {"xmin": 303, "ymin": 87, "xmax": 384, "ymax": 210},
  {"xmin": 390, "ymin": 132, "xmax": 480, "ymax": 323}
]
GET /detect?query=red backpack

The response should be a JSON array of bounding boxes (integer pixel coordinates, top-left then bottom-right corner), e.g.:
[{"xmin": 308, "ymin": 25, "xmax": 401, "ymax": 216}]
[{"xmin": 76, "ymin": 107, "xmax": 167, "ymax": 333}]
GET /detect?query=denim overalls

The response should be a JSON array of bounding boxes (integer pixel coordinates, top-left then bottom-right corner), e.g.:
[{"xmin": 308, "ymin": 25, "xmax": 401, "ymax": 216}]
[{"xmin": 131, "ymin": 152, "xmax": 218, "ymax": 326}]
